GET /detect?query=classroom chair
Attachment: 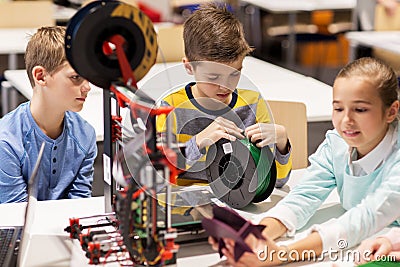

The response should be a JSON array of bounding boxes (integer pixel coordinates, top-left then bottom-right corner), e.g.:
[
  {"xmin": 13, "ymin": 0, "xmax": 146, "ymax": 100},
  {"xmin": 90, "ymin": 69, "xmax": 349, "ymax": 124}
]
[
  {"xmin": 263, "ymin": 11, "xmax": 351, "ymax": 78},
  {"xmin": 326, "ymin": 10, "xmax": 354, "ymax": 36},
  {"xmin": 371, "ymin": 3, "xmax": 400, "ymax": 74},
  {"xmin": 267, "ymin": 100, "xmax": 308, "ymax": 170},
  {"xmin": 0, "ymin": 1, "xmax": 55, "ymax": 28},
  {"xmin": 307, "ymin": 10, "xmax": 352, "ymax": 75},
  {"xmin": 156, "ymin": 24, "xmax": 185, "ymax": 63}
]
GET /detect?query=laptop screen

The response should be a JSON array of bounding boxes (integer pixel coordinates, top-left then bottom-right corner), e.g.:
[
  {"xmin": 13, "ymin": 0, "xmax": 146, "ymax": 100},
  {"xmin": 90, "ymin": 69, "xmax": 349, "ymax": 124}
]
[{"xmin": 17, "ymin": 141, "xmax": 45, "ymax": 266}]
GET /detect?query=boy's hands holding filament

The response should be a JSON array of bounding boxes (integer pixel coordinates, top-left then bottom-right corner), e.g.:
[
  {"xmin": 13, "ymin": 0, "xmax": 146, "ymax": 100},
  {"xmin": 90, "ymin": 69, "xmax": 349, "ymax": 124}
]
[
  {"xmin": 196, "ymin": 117, "xmax": 244, "ymax": 150},
  {"xmin": 245, "ymin": 123, "xmax": 289, "ymax": 154}
]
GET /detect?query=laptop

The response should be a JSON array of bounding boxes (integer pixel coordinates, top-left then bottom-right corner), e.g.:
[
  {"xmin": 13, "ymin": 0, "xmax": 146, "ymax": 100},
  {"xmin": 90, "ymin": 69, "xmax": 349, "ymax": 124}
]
[{"xmin": 0, "ymin": 142, "xmax": 45, "ymax": 267}]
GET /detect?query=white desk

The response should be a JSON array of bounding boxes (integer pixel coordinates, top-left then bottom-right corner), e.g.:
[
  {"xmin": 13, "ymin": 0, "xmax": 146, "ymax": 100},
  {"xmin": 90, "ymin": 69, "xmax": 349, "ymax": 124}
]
[
  {"xmin": 0, "ymin": 28, "xmax": 36, "ymax": 114},
  {"xmin": 239, "ymin": 0, "xmax": 356, "ymax": 68},
  {"xmin": 0, "ymin": 3, "xmax": 78, "ymax": 67},
  {"xmin": 0, "ymin": 169, "xmax": 350, "ymax": 267},
  {"xmin": 0, "ymin": 28, "xmax": 34, "ymax": 69},
  {"xmin": 240, "ymin": 0, "xmax": 356, "ymax": 12},
  {"xmin": 4, "ymin": 57, "xmax": 332, "ymax": 145},
  {"xmin": 345, "ymin": 30, "xmax": 400, "ymax": 60},
  {"xmin": 0, "ymin": 3, "xmax": 77, "ymax": 57}
]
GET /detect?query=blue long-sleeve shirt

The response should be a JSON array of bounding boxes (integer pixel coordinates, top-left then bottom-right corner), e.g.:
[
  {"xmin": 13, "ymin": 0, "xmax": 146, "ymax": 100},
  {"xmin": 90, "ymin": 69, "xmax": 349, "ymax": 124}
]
[{"xmin": 0, "ymin": 102, "xmax": 97, "ymax": 203}]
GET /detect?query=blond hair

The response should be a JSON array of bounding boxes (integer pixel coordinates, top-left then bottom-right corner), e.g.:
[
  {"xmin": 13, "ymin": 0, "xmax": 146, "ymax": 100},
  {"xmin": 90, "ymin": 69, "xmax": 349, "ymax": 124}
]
[
  {"xmin": 183, "ymin": 3, "xmax": 253, "ymax": 63},
  {"xmin": 25, "ymin": 26, "xmax": 67, "ymax": 87},
  {"xmin": 336, "ymin": 57, "xmax": 399, "ymax": 109}
]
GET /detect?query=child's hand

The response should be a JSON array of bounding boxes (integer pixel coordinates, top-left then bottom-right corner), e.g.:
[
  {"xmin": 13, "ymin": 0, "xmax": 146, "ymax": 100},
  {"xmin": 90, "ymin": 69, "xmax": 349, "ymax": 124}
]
[
  {"xmin": 245, "ymin": 123, "xmax": 288, "ymax": 154},
  {"xmin": 222, "ymin": 234, "xmax": 284, "ymax": 266},
  {"xmin": 196, "ymin": 117, "xmax": 244, "ymax": 149},
  {"xmin": 354, "ymin": 237, "xmax": 392, "ymax": 265},
  {"xmin": 208, "ymin": 236, "xmax": 219, "ymax": 251}
]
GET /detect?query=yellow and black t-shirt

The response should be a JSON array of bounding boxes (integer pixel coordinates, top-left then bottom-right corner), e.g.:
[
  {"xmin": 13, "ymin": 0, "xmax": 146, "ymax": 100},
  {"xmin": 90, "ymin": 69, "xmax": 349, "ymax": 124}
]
[{"xmin": 156, "ymin": 82, "xmax": 292, "ymax": 187}]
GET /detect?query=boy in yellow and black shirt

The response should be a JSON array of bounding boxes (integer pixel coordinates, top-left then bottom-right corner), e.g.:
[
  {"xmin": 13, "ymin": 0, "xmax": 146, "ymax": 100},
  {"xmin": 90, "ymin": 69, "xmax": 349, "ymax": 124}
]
[{"xmin": 156, "ymin": 3, "xmax": 291, "ymax": 187}]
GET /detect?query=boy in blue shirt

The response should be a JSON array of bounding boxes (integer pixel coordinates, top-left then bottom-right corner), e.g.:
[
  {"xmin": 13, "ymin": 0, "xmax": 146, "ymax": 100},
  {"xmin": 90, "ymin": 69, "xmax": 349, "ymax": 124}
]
[{"xmin": 0, "ymin": 26, "xmax": 97, "ymax": 203}]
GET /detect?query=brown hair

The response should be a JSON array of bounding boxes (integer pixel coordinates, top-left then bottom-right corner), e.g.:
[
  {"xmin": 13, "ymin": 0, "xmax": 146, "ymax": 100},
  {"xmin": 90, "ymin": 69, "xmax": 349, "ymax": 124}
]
[
  {"xmin": 25, "ymin": 26, "xmax": 67, "ymax": 87},
  {"xmin": 183, "ymin": 3, "xmax": 253, "ymax": 63},
  {"xmin": 335, "ymin": 57, "xmax": 399, "ymax": 110}
]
